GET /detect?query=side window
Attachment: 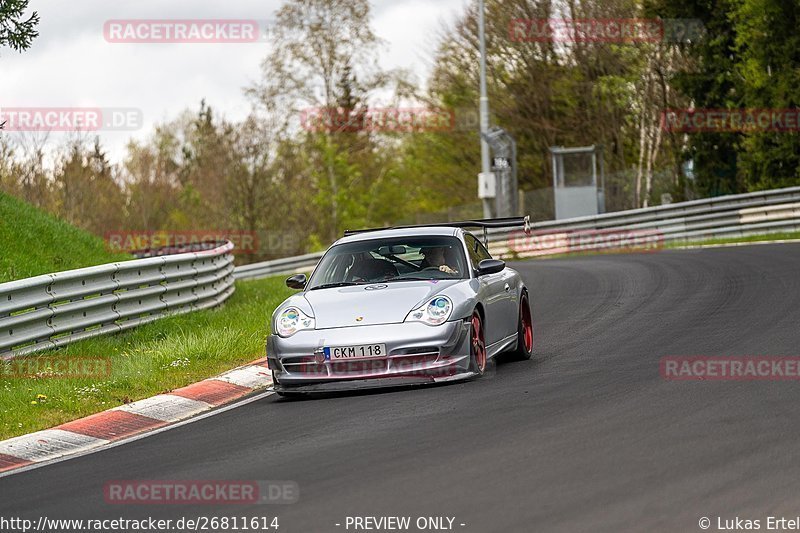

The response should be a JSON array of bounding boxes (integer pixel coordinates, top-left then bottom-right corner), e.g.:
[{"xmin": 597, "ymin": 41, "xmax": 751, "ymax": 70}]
[
  {"xmin": 464, "ymin": 234, "xmax": 479, "ymax": 268},
  {"xmin": 475, "ymin": 239, "xmax": 492, "ymax": 262},
  {"xmin": 464, "ymin": 233, "xmax": 492, "ymax": 268}
]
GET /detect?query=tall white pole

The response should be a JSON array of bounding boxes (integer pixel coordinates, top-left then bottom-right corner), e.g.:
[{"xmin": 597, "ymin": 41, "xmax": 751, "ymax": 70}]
[{"xmin": 478, "ymin": 0, "xmax": 493, "ymax": 218}]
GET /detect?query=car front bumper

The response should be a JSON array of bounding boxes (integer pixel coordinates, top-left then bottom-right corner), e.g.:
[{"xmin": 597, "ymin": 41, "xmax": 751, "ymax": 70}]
[{"xmin": 266, "ymin": 319, "xmax": 473, "ymax": 391}]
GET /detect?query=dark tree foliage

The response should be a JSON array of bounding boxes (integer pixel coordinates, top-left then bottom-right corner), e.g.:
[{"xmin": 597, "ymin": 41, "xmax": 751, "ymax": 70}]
[
  {"xmin": 0, "ymin": 0, "xmax": 39, "ymax": 52},
  {"xmin": 644, "ymin": 0, "xmax": 800, "ymax": 195}
]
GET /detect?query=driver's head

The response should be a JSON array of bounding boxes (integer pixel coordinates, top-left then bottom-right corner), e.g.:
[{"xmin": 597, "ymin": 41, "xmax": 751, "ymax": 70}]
[{"xmin": 423, "ymin": 246, "xmax": 447, "ymax": 265}]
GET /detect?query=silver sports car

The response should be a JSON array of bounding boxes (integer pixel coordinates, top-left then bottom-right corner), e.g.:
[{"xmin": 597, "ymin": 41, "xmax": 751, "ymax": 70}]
[{"xmin": 266, "ymin": 218, "xmax": 534, "ymax": 394}]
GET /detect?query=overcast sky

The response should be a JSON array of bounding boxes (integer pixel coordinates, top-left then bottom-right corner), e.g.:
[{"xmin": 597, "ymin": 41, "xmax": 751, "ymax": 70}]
[{"xmin": 0, "ymin": 0, "xmax": 468, "ymax": 162}]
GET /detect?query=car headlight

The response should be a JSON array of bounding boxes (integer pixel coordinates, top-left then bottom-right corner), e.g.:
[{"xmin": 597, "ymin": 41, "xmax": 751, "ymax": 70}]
[
  {"xmin": 276, "ymin": 307, "xmax": 315, "ymax": 337},
  {"xmin": 404, "ymin": 296, "xmax": 453, "ymax": 326}
]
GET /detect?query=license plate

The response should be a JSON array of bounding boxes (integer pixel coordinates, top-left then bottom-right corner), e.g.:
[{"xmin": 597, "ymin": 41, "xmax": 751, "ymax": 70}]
[{"xmin": 324, "ymin": 343, "xmax": 386, "ymax": 360}]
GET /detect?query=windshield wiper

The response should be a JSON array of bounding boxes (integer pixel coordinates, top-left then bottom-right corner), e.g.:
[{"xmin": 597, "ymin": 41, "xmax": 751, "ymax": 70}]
[{"xmin": 308, "ymin": 282, "xmax": 362, "ymax": 291}]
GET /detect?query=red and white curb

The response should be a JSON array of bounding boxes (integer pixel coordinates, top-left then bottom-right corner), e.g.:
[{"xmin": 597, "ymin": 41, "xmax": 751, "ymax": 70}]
[{"xmin": 0, "ymin": 360, "xmax": 272, "ymax": 475}]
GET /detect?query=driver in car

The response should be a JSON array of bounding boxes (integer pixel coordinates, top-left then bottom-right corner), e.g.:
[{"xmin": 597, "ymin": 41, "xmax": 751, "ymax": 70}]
[{"xmin": 421, "ymin": 246, "xmax": 459, "ymax": 275}]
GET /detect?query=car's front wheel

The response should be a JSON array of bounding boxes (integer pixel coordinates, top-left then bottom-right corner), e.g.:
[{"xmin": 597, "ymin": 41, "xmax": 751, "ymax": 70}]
[
  {"xmin": 469, "ymin": 310, "xmax": 487, "ymax": 375},
  {"xmin": 510, "ymin": 292, "xmax": 534, "ymax": 360}
]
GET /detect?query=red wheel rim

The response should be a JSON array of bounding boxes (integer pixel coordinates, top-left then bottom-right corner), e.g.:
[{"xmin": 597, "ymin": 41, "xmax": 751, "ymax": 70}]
[
  {"xmin": 521, "ymin": 296, "xmax": 533, "ymax": 353},
  {"xmin": 471, "ymin": 313, "xmax": 486, "ymax": 372}
]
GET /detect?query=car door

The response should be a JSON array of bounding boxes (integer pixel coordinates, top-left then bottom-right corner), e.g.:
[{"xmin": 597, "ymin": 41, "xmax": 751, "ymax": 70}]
[
  {"xmin": 473, "ymin": 235, "xmax": 518, "ymax": 339},
  {"xmin": 465, "ymin": 233, "xmax": 514, "ymax": 346}
]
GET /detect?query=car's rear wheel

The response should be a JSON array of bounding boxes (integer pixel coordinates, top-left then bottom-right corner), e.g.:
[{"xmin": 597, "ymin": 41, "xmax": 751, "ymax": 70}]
[
  {"xmin": 469, "ymin": 310, "xmax": 487, "ymax": 375},
  {"xmin": 510, "ymin": 292, "xmax": 534, "ymax": 360}
]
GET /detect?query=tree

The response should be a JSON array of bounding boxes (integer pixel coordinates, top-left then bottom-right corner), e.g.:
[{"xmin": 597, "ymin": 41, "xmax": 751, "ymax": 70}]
[
  {"xmin": 408, "ymin": 0, "xmax": 660, "ymax": 213},
  {"xmin": 51, "ymin": 137, "xmax": 126, "ymax": 235},
  {"xmin": 645, "ymin": 0, "xmax": 744, "ymax": 197},
  {"xmin": 0, "ymin": 0, "xmax": 38, "ymax": 52},
  {"xmin": 248, "ymin": 0, "xmax": 408, "ymax": 241},
  {"xmin": 11, "ymin": 132, "xmax": 52, "ymax": 210},
  {"xmin": 732, "ymin": 0, "xmax": 800, "ymax": 190},
  {"xmin": 122, "ymin": 125, "xmax": 184, "ymax": 231},
  {"xmin": 0, "ymin": 0, "xmax": 39, "ymax": 129}
]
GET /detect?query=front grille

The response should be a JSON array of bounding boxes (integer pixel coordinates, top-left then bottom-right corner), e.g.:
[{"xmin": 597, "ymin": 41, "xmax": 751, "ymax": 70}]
[
  {"xmin": 330, "ymin": 359, "xmax": 388, "ymax": 375},
  {"xmin": 282, "ymin": 355, "xmax": 327, "ymax": 376},
  {"xmin": 281, "ymin": 350, "xmax": 441, "ymax": 377},
  {"xmin": 394, "ymin": 347, "xmax": 440, "ymax": 356}
]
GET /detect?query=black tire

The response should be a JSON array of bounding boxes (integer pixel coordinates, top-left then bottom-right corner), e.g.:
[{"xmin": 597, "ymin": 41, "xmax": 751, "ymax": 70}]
[
  {"xmin": 511, "ymin": 291, "xmax": 534, "ymax": 360},
  {"xmin": 469, "ymin": 310, "xmax": 487, "ymax": 375}
]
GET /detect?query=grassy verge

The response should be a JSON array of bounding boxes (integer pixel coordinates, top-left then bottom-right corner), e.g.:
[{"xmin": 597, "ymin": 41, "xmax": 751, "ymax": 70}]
[
  {"xmin": 0, "ymin": 275, "xmax": 293, "ymax": 440},
  {"xmin": 0, "ymin": 192, "xmax": 130, "ymax": 283},
  {"xmin": 666, "ymin": 230, "xmax": 800, "ymax": 248}
]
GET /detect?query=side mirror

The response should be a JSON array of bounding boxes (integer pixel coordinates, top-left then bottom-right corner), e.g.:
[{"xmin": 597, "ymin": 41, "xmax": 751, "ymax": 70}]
[
  {"xmin": 477, "ymin": 259, "xmax": 505, "ymax": 276},
  {"xmin": 285, "ymin": 273, "xmax": 307, "ymax": 290}
]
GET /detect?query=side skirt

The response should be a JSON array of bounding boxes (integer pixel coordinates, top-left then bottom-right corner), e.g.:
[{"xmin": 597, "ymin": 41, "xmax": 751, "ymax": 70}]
[{"xmin": 487, "ymin": 333, "xmax": 517, "ymax": 359}]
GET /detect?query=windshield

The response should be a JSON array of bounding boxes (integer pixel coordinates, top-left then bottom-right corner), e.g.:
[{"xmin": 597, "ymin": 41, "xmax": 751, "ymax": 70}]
[{"xmin": 306, "ymin": 235, "xmax": 468, "ymax": 289}]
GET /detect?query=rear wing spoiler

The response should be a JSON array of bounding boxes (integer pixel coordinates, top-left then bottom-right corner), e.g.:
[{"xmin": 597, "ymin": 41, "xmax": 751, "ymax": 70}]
[{"xmin": 344, "ymin": 216, "xmax": 531, "ymax": 246}]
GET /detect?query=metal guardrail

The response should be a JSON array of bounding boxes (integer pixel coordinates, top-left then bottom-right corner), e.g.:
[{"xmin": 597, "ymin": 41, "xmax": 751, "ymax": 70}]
[
  {"xmin": 489, "ymin": 186, "xmax": 800, "ymax": 257},
  {"xmin": 0, "ymin": 241, "xmax": 236, "ymax": 360},
  {"xmin": 233, "ymin": 252, "xmax": 323, "ymax": 281},
  {"xmin": 233, "ymin": 186, "xmax": 800, "ymax": 279}
]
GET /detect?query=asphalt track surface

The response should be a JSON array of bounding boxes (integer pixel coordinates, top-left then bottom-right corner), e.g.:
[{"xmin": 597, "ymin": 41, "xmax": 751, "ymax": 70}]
[{"xmin": 2, "ymin": 243, "xmax": 800, "ymax": 533}]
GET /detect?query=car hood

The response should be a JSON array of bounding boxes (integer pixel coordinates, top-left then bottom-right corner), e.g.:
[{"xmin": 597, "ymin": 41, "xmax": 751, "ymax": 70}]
[{"xmin": 303, "ymin": 280, "xmax": 461, "ymax": 329}]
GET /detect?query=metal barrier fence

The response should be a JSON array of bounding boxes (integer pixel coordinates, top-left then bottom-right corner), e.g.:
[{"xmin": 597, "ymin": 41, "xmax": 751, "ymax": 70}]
[
  {"xmin": 233, "ymin": 185, "xmax": 800, "ymax": 279},
  {"xmin": 0, "ymin": 241, "xmax": 235, "ymax": 360},
  {"xmin": 489, "ymin": 185, "xmax": 800, "ymax": 257}
]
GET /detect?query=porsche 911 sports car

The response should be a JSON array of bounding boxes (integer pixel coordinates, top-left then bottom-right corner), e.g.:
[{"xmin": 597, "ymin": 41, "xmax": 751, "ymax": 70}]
[{"xmin": 265, "ymin": 217, "xmax": 534, "ymax": 394}]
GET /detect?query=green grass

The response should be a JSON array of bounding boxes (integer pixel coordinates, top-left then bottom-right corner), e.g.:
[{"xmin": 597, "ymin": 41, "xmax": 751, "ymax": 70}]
[
  {"xmin": 0, "ymin": 192, "xmax": 130, "ymax": 283},
  {"xmin": 667, "ymin": 230, "xmax": 800, "ymax": 248},
  {"xmin": 0, "ymin": 276, "xmax": 294, "ymax": 440}
]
